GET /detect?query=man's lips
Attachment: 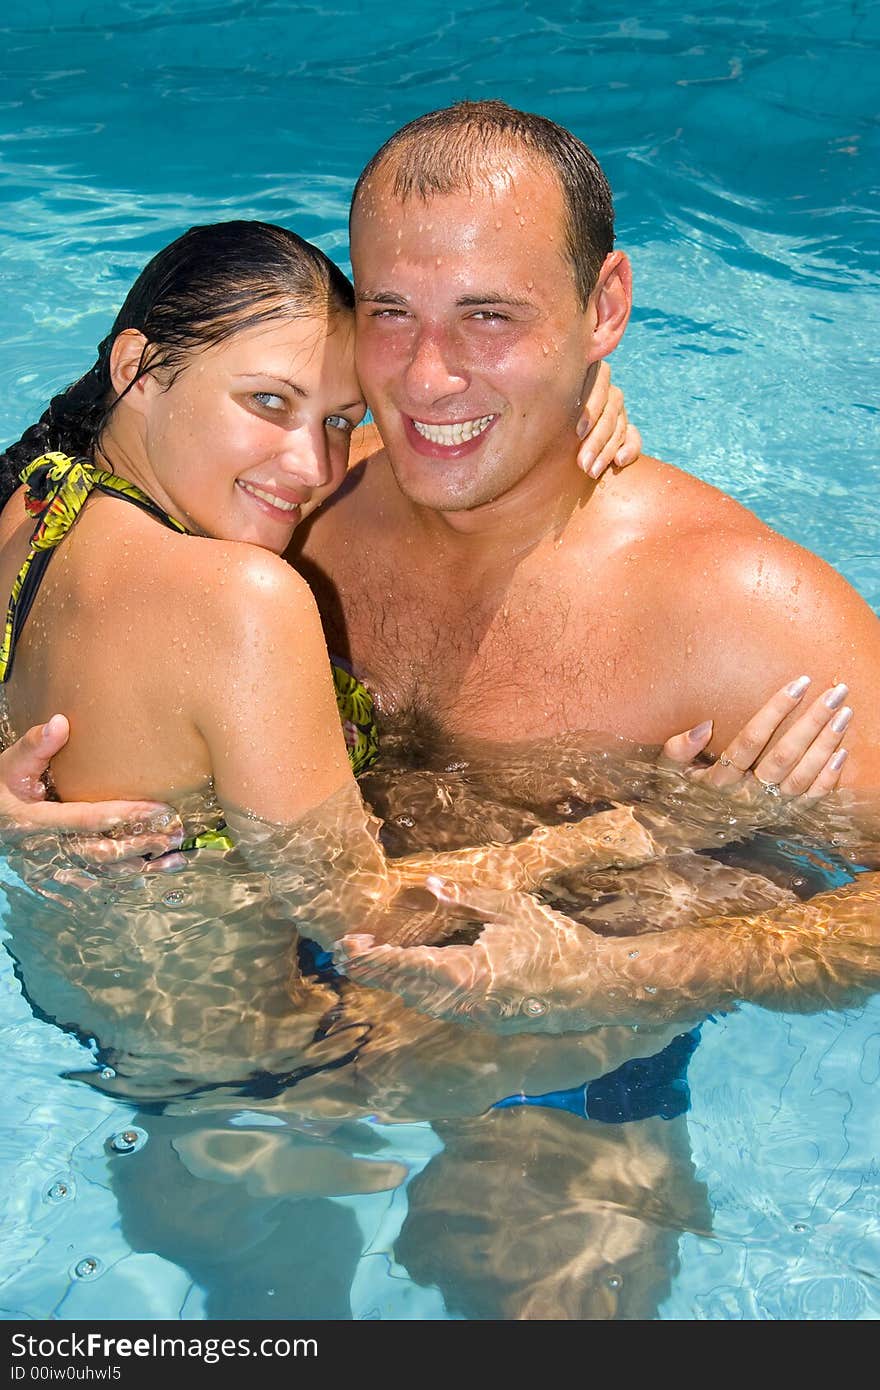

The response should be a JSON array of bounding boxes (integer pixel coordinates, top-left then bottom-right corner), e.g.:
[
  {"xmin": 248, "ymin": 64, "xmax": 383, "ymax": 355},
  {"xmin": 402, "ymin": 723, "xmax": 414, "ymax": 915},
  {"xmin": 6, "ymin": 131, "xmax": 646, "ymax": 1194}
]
[{"xmin": 402, "ymin": 412, "xmax": 499, "ymax": 459}]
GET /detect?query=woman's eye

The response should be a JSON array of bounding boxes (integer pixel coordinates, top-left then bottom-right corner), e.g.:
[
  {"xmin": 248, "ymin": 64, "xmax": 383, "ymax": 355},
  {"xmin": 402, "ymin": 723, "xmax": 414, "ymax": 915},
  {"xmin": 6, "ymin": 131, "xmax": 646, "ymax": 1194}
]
[
  {"xmin": 252, "ymin": 391, "xmax": 286, "ymax": 410},
  {"xmin": 325, "ymin": 415, "xmax": 353, "ymax": 433}
]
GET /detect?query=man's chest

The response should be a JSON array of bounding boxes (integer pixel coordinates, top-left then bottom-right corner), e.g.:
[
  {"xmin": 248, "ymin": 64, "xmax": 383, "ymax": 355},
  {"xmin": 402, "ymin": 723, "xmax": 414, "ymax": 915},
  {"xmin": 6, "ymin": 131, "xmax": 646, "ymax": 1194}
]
[{"xmin": 310, "ymin": 543, "xmax": 671, "ymax": 743}]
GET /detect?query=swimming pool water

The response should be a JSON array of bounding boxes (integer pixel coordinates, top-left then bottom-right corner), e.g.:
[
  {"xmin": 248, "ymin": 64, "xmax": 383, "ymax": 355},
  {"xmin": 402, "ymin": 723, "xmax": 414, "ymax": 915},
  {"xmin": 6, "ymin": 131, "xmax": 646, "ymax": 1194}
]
[{"xmin": 0, "ymin": 0, "xmax": 878, "ymax": 1321}]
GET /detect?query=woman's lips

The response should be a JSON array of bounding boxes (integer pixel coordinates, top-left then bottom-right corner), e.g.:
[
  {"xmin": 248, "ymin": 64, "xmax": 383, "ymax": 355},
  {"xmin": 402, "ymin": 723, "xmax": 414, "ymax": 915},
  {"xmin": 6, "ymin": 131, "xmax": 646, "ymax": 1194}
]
[{"xmin": 236, "ymin": 478, "xmax": 305, "ymax": 522}]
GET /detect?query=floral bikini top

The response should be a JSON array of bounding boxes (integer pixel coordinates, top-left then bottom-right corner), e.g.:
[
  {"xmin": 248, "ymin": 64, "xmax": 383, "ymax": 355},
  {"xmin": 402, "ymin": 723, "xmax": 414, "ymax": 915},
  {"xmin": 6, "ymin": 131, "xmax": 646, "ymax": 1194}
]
[{"xmin": 0, "ymin": 452, "xmax": 380, "ymax": 788}]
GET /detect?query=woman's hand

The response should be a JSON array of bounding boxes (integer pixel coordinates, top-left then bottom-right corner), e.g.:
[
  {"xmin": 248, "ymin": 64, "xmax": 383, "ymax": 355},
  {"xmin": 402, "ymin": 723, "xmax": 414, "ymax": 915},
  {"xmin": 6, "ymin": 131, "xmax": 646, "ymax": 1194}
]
[
  {"xmin": 658, "ymin": 677, "xmax": 851, "ymax": 802},
  {"xmin": 576, "ymin": 362, "xmax": 642, "ymax": 478},
  {"xmin": 0, "ymin": 716, "xmax": 183, "ymax": 869}
]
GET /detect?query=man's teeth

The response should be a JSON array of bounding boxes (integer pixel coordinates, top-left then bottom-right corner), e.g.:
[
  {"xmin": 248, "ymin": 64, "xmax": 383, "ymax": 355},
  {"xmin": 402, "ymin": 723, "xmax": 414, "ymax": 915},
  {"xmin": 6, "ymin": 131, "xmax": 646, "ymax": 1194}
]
[
  {"xmin": 239, "ymin": 481, "xmax": 299, "ymax": 512},
  {"xmin": 412, "ymin": 415, "xmax": 495, "ymax": 445}
]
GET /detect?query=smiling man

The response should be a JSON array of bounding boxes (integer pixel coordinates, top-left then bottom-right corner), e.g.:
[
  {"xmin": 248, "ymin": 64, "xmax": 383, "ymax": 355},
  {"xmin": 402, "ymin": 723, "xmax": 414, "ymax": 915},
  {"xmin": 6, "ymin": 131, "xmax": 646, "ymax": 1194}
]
[{"xmin": 292, "ymin": 100, "xmax": 880, "ymax": 785}]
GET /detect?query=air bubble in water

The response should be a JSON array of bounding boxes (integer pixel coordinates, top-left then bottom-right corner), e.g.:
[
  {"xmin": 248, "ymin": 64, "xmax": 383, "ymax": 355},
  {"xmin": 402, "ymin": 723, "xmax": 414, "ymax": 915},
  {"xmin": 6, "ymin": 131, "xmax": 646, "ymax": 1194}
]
[
  {"xmin": 163, "ymin": 889, "xmax": 186, "ymax": 906},
  {"xmin": 606, "ymin": 1274, "xmax": 622, "ymax": 1289},
  {"xmin": 522, "ymin": 996, "xmax": 548, "ymax": 1018},
  {"xmin": 73, "ymin": 1257, "xmax": 102, "ymax": 1280},
  {"xmin": 100, "ymin": 1067, "xmax": 116, "ymax": 1080}
]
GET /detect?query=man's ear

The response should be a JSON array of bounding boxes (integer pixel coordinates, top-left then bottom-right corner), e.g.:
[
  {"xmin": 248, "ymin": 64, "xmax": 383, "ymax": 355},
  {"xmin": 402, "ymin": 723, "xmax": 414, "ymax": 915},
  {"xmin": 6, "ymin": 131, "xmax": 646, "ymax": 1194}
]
[
  {"xmin": 587, "ymin": 251, "xmax": 632, "ymax": 360},
  {"xmin": 108, "ymin": 329, "xmax": 153, "ymax": 410}
]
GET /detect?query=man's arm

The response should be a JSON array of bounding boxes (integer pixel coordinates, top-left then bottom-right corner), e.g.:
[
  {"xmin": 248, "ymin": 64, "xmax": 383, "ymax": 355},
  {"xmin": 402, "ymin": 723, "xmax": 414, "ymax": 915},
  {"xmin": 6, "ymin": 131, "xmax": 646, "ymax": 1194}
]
[{"xmin": 339, "ymin": 870, "xmax": 880, "ymax": 1033}]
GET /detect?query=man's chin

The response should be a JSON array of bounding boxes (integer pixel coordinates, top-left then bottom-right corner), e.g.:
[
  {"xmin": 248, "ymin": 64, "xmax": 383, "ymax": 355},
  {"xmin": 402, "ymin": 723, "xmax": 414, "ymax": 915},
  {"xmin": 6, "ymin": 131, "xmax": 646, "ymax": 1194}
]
[{"xmin": 387, "ymin": 449, "xmax": 505, "ymax": 513}]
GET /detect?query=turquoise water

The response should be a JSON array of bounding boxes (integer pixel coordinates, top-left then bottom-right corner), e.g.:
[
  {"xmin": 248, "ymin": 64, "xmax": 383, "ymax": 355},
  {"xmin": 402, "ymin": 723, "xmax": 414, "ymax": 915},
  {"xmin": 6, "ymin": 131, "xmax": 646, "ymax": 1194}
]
[{"xmin": 0, "ymin": 0, "xmax": 878, "ymax": 1320}]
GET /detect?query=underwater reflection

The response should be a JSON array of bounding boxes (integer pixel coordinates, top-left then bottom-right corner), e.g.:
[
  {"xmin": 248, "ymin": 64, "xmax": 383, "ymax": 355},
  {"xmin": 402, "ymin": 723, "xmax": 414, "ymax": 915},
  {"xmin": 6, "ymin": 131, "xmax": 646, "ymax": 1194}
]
[{"xmin": 1, "ymin": 732, "xmax": 878, "ymax": 1319}]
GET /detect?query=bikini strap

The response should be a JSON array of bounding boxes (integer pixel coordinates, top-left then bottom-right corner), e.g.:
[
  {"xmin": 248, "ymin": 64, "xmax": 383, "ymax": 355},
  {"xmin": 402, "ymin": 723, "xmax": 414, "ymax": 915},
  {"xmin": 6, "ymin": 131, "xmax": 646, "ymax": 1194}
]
[{"xmin": 0, "ymin": 452, "xmax": 188, "ymax": 682}]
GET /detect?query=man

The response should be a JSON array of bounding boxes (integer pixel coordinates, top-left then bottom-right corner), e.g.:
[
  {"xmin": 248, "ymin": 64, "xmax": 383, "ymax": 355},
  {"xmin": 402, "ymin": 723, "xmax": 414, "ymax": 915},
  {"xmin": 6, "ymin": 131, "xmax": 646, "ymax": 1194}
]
[{"xmin": 291, "ymin": 99, "xmax": 879, "ymax": 785}]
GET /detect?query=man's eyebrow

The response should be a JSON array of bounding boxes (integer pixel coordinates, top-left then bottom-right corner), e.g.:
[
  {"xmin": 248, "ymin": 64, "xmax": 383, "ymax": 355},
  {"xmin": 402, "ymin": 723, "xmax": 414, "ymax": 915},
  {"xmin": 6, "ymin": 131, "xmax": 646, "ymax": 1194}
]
[
  {"xmin": 356, "ymin": 291, "xmax": 406, "ymax": 304},
  {"xmin": 356, "ymin": 291, "xmax": 536, "ymax": 308},
  {"xmin": 455, "ymin": 294, "xmax": 535, "ymax": 308}
]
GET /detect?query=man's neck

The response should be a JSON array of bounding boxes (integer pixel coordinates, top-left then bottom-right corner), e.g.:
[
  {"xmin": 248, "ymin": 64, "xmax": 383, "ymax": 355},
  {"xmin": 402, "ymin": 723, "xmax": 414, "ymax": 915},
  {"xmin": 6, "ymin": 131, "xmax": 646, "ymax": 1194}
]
[{"xmin": 390, "ymin": 443, "xmax": 600, "ymax": 569}]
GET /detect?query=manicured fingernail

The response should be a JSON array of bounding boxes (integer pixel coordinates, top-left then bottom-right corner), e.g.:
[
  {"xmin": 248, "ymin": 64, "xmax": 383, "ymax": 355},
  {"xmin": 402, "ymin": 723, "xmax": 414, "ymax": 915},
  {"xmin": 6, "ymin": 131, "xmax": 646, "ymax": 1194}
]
[
  {"xmin": 589, "ymin": 459, "xmax": 605, "ymax": 479},
  {"xmin": 829, "ymin": 748, "xmax": 848, "ymax": 771},
  {"xmin": 688, "ymin": 720, "xmax": 713, "ymax": 741},
  {"xmin": 785, "ymin": 676, "xmax": 811, "ymax": 699},
  {"xmin": 825, "ymin": 683, "xmax": 848, "ymax": 710},
  {"xmin": 830, "ymin": 706, "xmax": 852, "ymax": 733},
  {"xmin": 576, "ymin": 416, "xmax": 591, "ymax": 440},
  {"xmin": 579, "ymin": 451, "xmax": 595, "ymax": 473}
]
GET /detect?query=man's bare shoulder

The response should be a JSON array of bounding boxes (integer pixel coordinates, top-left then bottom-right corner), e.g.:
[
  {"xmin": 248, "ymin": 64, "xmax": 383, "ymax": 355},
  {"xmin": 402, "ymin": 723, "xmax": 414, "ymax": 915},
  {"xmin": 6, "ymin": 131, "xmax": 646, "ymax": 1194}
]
[{"xmin": 594, "ymin": 455, "xmax": 769, "ymax": 550}]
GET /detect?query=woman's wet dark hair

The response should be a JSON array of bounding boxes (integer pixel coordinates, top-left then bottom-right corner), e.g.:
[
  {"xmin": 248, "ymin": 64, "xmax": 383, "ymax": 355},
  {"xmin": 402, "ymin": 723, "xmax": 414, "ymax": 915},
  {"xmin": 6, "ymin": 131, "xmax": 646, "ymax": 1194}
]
[{"xmin": 0, "ymin": 220, "xmax": 355, "ymax": 506}]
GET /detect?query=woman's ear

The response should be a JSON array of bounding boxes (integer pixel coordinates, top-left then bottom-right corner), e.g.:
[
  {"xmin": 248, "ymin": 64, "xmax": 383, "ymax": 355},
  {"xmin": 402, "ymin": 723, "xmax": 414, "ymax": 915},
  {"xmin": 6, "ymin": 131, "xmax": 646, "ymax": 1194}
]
[{"xmin": 108, "ymin": 329, "xmax": 152, "ymax": 407}]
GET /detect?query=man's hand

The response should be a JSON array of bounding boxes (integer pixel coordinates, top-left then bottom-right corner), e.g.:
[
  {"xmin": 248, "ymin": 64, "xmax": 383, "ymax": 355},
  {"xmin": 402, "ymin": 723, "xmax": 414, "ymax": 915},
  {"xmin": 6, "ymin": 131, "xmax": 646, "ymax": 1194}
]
[
  {"xmin": 575, "ymin": 362, "xmax": 642, "ymax": 477},
  {"xmin": 0, "ymin": 716, "xmax": 184, "ymax": 869}
]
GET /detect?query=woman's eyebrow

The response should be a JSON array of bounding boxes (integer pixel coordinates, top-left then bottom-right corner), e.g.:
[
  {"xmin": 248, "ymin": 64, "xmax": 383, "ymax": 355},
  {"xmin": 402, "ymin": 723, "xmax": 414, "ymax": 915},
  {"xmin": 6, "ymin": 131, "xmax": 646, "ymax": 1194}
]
[{"xmin": 238, "ymin": 373, "xmax": 308, "ymax": 397}]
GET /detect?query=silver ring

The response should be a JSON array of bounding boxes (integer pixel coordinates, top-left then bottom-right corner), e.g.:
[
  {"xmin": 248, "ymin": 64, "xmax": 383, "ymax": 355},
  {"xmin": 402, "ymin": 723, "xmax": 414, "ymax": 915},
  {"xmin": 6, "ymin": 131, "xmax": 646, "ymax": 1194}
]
[
  {"xmin": 718, "ymin": 754, "xmax": 733, "ymax": 767},
  {"xmin": 756, "ymin": 777, "xmax": 782, "ymax": 797}
]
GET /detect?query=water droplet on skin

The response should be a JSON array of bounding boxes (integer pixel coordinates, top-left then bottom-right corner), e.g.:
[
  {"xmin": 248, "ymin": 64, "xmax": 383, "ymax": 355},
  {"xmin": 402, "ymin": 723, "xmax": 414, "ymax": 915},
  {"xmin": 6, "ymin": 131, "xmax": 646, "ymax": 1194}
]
[
  {"xmin": 495, "ymin": 220, "xmax": 502, "ymax": 230},
  {"xmin": 628, "ymin": 949, "xmax": 639, "ymax": 959},
  {"xmin": 73, "ymin": 1257, "xmax": 102, "ymax": 1280},
  {"xmin": 108, "ymin": 1127, "xmax": 148, "ymax": 1155}
]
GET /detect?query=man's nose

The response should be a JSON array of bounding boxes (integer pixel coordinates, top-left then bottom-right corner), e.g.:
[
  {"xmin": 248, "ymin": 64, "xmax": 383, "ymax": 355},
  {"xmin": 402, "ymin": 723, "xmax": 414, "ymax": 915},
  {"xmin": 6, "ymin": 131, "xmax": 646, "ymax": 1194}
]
[{"xmin": 404, "ymin": 326, "xmax": 468, "ymax": 404}]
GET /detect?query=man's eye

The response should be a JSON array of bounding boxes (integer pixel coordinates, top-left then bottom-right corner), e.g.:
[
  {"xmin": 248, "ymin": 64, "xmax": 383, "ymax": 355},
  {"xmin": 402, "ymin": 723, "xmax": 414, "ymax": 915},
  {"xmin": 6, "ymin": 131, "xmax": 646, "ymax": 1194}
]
[
  {"xmin": 252, "ymin": 392, "xmax": 285, "ymax": 410},
  {"xmin": 369, "ymin": 308, "xmax": 408, "ymax": 319},
  {"xmin": 470, "ymin": 310, "xmax": 509, "ymax": 322},
  {"xmin": 325, "ymin": 415, "xmax": 353, "ymax": 433}
]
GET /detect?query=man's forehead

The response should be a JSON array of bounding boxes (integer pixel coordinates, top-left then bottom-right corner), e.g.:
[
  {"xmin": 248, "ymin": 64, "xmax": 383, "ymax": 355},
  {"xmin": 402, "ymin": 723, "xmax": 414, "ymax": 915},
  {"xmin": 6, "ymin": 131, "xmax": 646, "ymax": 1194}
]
[{"xmin": 350, "ymin": 156, "xmax": 566, "ymax": 237}]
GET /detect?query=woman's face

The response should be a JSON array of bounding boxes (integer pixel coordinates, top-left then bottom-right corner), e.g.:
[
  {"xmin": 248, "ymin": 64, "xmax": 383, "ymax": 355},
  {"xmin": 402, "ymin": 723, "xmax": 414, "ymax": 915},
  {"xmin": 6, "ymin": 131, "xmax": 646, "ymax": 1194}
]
[{"xmin": 137, "ymin": 308, "xmax": 364, "ymax": 552}]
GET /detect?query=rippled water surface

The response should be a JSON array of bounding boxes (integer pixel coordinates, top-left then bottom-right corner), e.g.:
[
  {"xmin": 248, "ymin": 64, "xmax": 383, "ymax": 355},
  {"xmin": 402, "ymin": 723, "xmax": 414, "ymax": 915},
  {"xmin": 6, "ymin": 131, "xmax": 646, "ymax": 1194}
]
[{"xmin": 0, "ymin": 0, "xmax": 878, "ymax": 1321}]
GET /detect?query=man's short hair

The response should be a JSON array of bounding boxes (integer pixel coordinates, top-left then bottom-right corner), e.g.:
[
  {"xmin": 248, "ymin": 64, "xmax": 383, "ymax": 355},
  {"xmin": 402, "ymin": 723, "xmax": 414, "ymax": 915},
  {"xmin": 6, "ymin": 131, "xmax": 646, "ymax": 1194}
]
[{"xmin": 351, "ymin": 99, "xmax": 615, "ymax": 307}]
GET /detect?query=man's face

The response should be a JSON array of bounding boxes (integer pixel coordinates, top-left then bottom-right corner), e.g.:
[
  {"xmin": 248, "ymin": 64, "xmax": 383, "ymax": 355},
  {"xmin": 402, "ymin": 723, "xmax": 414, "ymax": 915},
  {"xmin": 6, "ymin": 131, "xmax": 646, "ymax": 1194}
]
[{"xmin": 351, "ymin": 160, "xmax": 605, "ymax": 513}]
